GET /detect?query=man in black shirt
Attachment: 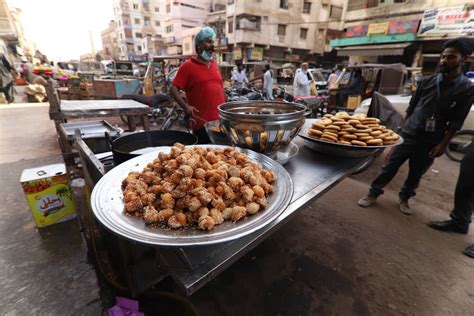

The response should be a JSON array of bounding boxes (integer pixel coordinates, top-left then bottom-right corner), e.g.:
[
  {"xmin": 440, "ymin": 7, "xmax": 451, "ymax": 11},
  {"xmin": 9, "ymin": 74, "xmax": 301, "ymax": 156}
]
[{"xmin": 358, "ymin": 38, "xmax": 474, "ymax": 215}]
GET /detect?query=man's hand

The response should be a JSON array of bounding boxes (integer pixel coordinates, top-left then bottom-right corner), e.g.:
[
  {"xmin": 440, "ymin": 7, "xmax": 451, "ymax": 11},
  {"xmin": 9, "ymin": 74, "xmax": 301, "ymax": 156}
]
[
  {"xmin": 429, "ymin": 143, "xmax": 447, "ymax": 158},
  {"xmin": 185, "ymin": 105, "xmax": 199, "ymax": 116}
]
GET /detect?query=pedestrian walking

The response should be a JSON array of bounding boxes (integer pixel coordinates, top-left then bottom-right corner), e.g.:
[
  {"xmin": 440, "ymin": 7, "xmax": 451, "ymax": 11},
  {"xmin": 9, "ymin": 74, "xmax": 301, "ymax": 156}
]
[
  {"xmin": 0, "ymin": 53, "xmax": 18, "ymax": 103},
  {"xmin": 263, "ymin": 64, "xmax": 274, "ymax": 100}
]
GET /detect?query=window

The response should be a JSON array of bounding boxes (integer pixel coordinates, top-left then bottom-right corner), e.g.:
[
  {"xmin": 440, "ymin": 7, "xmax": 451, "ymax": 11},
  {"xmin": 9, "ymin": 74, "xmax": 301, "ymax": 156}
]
[
  {"xmin": 236, "ymin": 15, "xmax": 261, "ymax": 31},
  {"xmin": 134, "ymin": 18, "xmax": 140, "ymax": 24},
  {"xmin": 329, "ymin": 6, "xmax": 342, "ymax": 20},
  {"xmin": 143, "ymin": 3, "xmax": 149, "ymax": 11},
  {"xmin": 135, "ymin": 32, "xmax": 142, "ymax": 38},
  {"xmin": 133, "ymin": 4, "xmax": 138, "ymax": 10},
  {"xmin": 300, "ymin": 28, "xmax": 308, "ymax": 39},
  {"xmin": 280, "ymin": 0, "xmax": 288, "ymax": 9},
  {"xmin": 166, "ymin": 4, "xmax": 171, "ymax": 12},
  {"xmin": 227, "ymin": 0, "xmax": 234, "ymax": 4},
  {"xmin": 166, "ymin": 25, "xmax": 174, "ymax": 33},
  {"xmin": 228, "ymin": 20, "xmax": 233, "ymax": 33},
  {"xmin": 155, "ymin": 7, "xmax": 159, "ymax": 12},
  {"xmin": 277, "ymin": 24, "xmax": 286, "ymax": 36},
  {"xmin": 155, "ymin": 21, "xmax": 160, "ymax": 27},
  {"xmin": 119, "ymin": 33, "xmax": 123, "ymax": 39},
  {"xmin": 318, "ymin": 28, "xmax": 324, "ymax": 38},
  {"xmin": 184, "ymin": 43, "xmax": 190, "ymax": 51},
  {"xmin": 144, "ymin": 18, "xmax": 150, "ymax": 26},
  {"xmin": 394, "ymin": 0, "xmax": 406, "ymax": 2},
  {"xmin": 137, "ymin": 45, "xmax": 142, "ymax": 52},
  {"xmin": 303, "ymin": 2, "xmax": 311, "ymax": 13},
  {"xmin": 118, "ymin": 20, "xmax": 121, "ymax": 26}
]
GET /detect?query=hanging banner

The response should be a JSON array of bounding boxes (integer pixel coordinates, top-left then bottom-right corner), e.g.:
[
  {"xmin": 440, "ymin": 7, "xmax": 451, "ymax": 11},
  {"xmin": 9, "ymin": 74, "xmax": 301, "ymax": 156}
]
[
  {"xmin": 233, "ymin": 47, "xmax": 242, "ymax": 60},
  {"xmin": 367, "ymin": 22, "xmax": 389, "ymax": 36},
  {"xmin": 346, "ymin": 25, "xmax": 368, "ymax": 38},
  {"xmin": 388, "ymin": 20, "xmax": 420, "ymax": 34},
  {"xmin": 248, "ymin": 47, "xmax": 263, "ymax": 61},
  {"xmin": 418, "ymin": 5, "xmax": 474, "ymax": 36}
]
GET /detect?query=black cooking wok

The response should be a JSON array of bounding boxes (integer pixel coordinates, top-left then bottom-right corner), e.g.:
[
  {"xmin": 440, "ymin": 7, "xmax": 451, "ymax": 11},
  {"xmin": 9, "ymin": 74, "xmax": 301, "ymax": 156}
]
[{"xmin": 107, "ymin": 130, "xmax": 198, "ymax": 165}]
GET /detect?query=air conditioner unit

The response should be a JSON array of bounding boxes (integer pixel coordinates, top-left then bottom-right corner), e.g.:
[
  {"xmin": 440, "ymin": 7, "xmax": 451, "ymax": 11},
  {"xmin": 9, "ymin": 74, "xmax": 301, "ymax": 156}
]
[{"xmin": 278, "ymin": 35, "xmax": 285, "ymax": 43}]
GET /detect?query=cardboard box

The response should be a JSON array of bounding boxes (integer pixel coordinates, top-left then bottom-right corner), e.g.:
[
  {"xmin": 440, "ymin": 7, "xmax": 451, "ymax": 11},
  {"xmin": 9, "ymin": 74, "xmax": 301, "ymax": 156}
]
[
  {"xmin": 20, "ymin": 164, "xmax": 76, "ymax": 228},
  {"xmin": 347, "ymin": 95, "xmax": 362, "ymax": 110}
]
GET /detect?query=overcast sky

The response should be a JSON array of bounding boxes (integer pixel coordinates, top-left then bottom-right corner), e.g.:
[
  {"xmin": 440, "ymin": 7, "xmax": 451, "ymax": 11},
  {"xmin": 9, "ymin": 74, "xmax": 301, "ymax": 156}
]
[{"xmin": 10, "ymin": 0, "xmax": 115, "ymax": 61}]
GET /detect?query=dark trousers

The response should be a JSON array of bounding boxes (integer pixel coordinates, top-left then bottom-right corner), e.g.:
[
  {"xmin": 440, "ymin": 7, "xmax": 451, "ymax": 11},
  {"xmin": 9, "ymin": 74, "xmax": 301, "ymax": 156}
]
[
  {"xmin": 450, "ymin": 143, "xmax": 474, "ymax": 229},
  {"xmin": 369, "ymin": 134, "xmax": 436, "ymax": 201},
  {"xmin": 1, "ymin": 81, "xmax": 14, "ymax": 103}
]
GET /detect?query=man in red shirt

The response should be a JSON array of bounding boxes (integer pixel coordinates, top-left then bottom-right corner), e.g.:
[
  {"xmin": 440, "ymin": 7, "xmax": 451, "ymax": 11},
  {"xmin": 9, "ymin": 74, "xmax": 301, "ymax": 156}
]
[{"xmin": 170, "ymin": 27, "xmax": 225, "ymax": 143}]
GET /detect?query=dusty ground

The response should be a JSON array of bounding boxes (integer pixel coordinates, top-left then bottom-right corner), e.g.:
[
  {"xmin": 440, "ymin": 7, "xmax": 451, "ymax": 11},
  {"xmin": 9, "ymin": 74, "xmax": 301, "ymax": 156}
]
[{"xmin": 0, "ymin": 103, "xmax": 473, "ymax": 315}]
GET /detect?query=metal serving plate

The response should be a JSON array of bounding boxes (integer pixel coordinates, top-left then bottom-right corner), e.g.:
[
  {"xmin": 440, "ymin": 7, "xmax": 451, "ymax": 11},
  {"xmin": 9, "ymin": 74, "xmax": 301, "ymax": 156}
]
[
  {"xmin": 273, "ymin": 141, "xmax": 299, "ymax": 165},
  {"xmin": 91, "ymin": 145, "xmax": 293, "ymax": 246},
  {"xmin": 299, "ymin": 119, "xmax": 404, "ymax": 158}
]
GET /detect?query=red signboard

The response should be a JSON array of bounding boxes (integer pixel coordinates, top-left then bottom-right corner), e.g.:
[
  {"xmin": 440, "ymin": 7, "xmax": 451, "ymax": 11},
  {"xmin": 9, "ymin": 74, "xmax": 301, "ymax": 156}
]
[
  {"xmin": 388, "ymin": 20, "xmax": 420, "ymax": 34},
  {"xmin": 346, "ymin": 25, "xmax": 368, "ymax": 38}
]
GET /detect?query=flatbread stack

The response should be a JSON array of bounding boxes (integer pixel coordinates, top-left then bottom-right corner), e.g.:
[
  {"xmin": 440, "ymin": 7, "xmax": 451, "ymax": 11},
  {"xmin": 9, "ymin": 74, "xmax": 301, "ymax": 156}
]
[{"xmin": 307, "ymin": 112, "xmax": 400, "ymax": 147}]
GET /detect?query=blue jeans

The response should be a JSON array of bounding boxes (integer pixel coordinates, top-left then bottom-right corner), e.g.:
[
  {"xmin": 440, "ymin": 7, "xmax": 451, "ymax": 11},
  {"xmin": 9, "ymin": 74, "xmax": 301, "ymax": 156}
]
[{"xmin": 369, "ymin": 134, "xmax": 436, "ymax": 201}]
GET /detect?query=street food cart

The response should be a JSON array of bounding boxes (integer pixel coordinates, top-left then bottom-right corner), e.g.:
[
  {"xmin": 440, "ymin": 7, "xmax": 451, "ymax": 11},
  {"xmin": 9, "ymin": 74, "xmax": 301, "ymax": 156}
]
[{"xmin": 69, "ymin": 101, "xmax": 401, "ymax": 296}]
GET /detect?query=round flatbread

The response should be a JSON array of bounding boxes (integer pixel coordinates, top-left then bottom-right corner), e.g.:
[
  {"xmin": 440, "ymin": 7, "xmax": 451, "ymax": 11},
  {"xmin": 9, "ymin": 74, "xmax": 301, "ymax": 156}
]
[
  {"xmin": 359, "ymin": 136, "xmax": 374, "ymax": 141},
  {"xmin": 348, "ymin": 120, "xmax": 361, "ymax": 126},
  {"xmin": 351, "ymin": 140, "xmax": 367, "ymax": 146},
  {"xmin": 356, "ymin": 124, "xmax": 370, "ymax": 129},
  {"xmin": 326, "ymin": 124, "xmax": 341, "ymax": 131},
  {"xmin": 312, "ymin": 123, "xmax": 326, "ymax": 130},
  {"xmin": 354, "ymin": 132, "xmax": 370, "ymax": 137},
  {"xmin": 308, "ymin": 128, "xmax": 323, "ymax": 137},
  {"xmin": 342, "ymin": 134, "xmax": 357, "ymax": 140},
  {"xmin": 321, "ymin": 136, "xmax": 337, "ymax": 143},
  {"xmin": 338, "ymin": 140, "xmax": 352, "ymax": 145},
  {"xmin": 332, "ymin": 121, "xmax": 346, "ymax": 126},
  {"xmin": 367, "ymin": 139, "xmax": 383, "ymax": 146},
  {"xmin": 322, "ymin": 131, "xmax": 338, "ymax": 138},
  {"xmin": 370, "ymin": 130, "xmax": 382, "ymax": 136}
]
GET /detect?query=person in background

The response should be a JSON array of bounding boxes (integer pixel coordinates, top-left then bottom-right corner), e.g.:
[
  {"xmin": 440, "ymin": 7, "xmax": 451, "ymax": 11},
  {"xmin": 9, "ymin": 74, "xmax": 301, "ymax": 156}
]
[
  {"xmin": 170, "ymin": 26, "xmax": 225, "ymax": 144},
  {"xmin": 0, "ymin": 53, "xmax": 18, "ymax": 103},
  {"xmin": 231, "ymin": 63, "xmax": 249, "ymax": 89},
  {"xmin": 336, "ymin": 68, "xmax": 364, "ymax": 106},
  {"xmin": 358, "ymin": 37, "xmax": 474, "ymax": 215},
  {"xmin": 427, "ymin": 142, "xmax": 474, "ymax": 258},
  {"xmin": 327, "ymin": 69, "xmax": 339, "ymax": 90},
  {"xmin": 294, "ymin": 62, "xmax": 310, "ymax": 97},
  {"xmin": 263, "ymin": 64, "xmax": 274, "ymax": 100}
]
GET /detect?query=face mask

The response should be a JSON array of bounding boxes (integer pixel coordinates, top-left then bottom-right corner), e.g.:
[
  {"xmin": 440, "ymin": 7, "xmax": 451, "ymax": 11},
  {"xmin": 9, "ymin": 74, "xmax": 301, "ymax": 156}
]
[{"xmin": 201, "ymin": 50, "xmax": 213, "ymax": 61}]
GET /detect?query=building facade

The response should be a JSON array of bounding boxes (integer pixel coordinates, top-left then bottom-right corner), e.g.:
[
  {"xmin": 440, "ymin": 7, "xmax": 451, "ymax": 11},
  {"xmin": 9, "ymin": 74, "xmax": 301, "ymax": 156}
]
[
  {"xmin": 163, "ymin": 0, "xmax": 211, "ymax": 55},
  {"xmin": 224, "ymin": 0, "xmax": 346, "ymax": 65},
  {"xmin": 330, "ymin": 0, "xmax": 474, "ymax": 72},
  {"xmin": 101, "ymin": 21, "xmax": 120, "ymax": 60},
  {"xmin": 111, "ymin": 0, "xmax": 165, "ymax": 60}
]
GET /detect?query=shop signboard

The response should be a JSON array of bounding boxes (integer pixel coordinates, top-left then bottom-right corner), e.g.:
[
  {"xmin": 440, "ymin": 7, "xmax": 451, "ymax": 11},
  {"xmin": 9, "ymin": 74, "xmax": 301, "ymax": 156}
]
[
  {"xmin": 248, "ymin": 47, "xmax": 263, "ymax": 61},
  {"xmin": 346, "ymin": 25, "xmax": 368, "ymax": 38},
  {"xmin": 388, "ymin": 20, "xmax": 420, "ymax": 34},
  {"xmin": 233, "ymin": 47, "xmax": 242, "ymax": 60},
  {"xmin": 367, "ymin": 22, "xmax": 389, "ymax": 36},
  {"xmin": 418, "ymin": 5, "xmax": 474, "ymax": 36}
]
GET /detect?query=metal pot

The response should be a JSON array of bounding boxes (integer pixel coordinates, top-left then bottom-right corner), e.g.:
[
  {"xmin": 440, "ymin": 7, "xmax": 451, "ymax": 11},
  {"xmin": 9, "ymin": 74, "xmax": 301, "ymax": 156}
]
[{"xmin": 106, "ymin": 130, "xmax": 198, "ymax": 165}]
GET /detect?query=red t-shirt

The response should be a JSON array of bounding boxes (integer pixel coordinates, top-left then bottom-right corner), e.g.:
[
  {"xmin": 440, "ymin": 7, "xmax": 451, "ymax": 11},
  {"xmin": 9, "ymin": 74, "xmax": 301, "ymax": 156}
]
[{"xmin": 172, "ymin": 58, "xmax": 225, "ymax": 130}]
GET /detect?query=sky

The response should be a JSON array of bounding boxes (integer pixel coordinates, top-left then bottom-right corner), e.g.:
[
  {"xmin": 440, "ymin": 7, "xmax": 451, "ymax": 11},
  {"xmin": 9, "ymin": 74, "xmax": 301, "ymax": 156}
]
[{"xmin": 10, "ymin": 0, "xmax": 115, "ymax": 61}]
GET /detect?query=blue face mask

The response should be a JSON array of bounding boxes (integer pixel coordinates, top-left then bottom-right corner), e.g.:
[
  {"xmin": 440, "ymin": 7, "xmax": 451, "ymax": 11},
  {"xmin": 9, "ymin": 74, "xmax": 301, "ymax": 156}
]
[{"xmin": 200, "ymin": 49, "xmax": 213, "ymax": 62}]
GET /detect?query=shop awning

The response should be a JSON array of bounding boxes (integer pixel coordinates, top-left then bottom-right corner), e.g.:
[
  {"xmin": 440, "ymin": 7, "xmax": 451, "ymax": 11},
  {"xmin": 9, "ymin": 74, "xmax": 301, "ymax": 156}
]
[{"xmin": 335, "ymin": 43, "xmax": 411, "ymax": 57}]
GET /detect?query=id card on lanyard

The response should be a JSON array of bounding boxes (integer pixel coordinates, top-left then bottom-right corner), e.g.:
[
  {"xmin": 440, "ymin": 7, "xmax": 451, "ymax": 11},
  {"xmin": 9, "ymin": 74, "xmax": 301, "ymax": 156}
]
[{"xmin": 426, "ymin": 74, "xmax": 461, "ymax": 132}]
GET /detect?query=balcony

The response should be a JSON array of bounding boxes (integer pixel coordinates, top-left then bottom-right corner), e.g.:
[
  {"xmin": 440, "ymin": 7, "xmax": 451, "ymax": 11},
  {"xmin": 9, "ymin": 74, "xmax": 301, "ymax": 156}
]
[{"xmin": 236, "ymin": 14, "xmax": 261, "ymax": 31}]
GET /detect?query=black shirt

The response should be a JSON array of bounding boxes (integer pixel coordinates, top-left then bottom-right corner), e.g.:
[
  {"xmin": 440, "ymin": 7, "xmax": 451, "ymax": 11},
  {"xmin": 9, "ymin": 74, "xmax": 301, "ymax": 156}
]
[{"xmin": 402, "ymin": 73, "xmax": 474, "ymax": 144}]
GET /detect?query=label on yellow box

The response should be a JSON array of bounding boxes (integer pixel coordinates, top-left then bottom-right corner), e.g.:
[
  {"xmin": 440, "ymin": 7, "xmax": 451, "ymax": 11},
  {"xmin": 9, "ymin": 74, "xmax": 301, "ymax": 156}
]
[{"xmin": 21, "ymin": 164, "xmax": 76, "ymax": 228}]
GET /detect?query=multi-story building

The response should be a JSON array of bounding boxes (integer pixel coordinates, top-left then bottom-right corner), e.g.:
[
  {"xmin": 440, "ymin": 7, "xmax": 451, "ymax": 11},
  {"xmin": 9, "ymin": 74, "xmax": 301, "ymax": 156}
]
[
  {"xmin": 163, "ymin": 0, "xmax": 211, "ymax": 55},
  {"xmin": 224, "ymin": 0, "xmax": 346, "ymax": 65},
  {"xmin": 101, "ymin": 20, "xmax": 120, "ymax": 60},
  {"xmin": 111, "ymin": 0, "xmax": 165, "ymax": 60},
  {"xmin": 330, "ymin": 0, "xmax": 474, "ymax": 72}
]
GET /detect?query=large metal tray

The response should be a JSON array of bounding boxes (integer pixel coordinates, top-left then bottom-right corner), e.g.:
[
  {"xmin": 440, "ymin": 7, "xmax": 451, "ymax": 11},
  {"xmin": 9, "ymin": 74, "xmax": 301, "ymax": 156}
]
[
  {"xmin": 299, "ymin": 118, "xmax": 403, "ymax": 158},
  {"xmin": 59, "ymin": 120, "xmax": 121, "ymax": 140},
  {"xmin": 90, "ymin": 145, "xmax": 293, "ymax": 246}
]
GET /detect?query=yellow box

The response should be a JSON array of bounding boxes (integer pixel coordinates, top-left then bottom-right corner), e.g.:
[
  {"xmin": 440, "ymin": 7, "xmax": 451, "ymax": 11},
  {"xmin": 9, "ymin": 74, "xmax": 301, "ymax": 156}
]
[
  {"xmin": 347, "ymin": 95, "xmax": 362, "ymax": 110},
  {"xmin": 20, "ymin": 164, "xmax": 76, "ymax": 228}
]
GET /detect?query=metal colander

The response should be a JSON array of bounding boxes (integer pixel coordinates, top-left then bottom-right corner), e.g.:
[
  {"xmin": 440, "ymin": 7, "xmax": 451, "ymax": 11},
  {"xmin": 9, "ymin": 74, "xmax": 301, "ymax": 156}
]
[{"xmin": 218, "ymin": 101, "xmax": 306, "ymax": 154}]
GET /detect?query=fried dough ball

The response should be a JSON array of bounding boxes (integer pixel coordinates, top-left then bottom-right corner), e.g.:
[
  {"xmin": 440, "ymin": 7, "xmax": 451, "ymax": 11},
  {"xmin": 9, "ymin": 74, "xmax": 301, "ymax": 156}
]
[
  {"xmin": 231, "ymin": 206, "xmax": 247, "ymax": 222},
  {"xmin": 143, "ymin": 205, "xmax": 159, "ymax": 224},
  {"xmin": 198, "ymin": 215, "xmax": 215, "ymax": 231},
  {"xmin": 246, "ymin": 202, "xmax": 260, "ymax": 215},
  {"xmin": 168, "ymin": 212, "xmax": 187, "ymax": 228},
  {"xmin": 122, "ymin": 145, "xmax": 276, "ymax": 230},
  {"xmin": 210, "ymin": 208, "xmax": 224, "ymax": 225},
  {"xmin": 160, "ymin": 193, "xmax": 175, "ymax": 209}
]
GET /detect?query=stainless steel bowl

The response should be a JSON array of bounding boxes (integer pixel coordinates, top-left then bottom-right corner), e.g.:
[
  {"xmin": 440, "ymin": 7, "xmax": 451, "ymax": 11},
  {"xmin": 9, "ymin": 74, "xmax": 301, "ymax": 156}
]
[
  {"xmin": 204, "ymin": 120, "xmax": 231, "ymax": 145},
  {"xmin": 218, "ymin": 101, "xmax": 306, "ymax": 154}
]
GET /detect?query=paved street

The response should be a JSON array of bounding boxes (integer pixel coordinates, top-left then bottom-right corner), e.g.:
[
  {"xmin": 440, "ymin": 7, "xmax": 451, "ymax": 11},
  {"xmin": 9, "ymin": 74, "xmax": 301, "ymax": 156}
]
[{"xmin": 0, "ymin": 103, "xmax": 473, "ymax": 315}]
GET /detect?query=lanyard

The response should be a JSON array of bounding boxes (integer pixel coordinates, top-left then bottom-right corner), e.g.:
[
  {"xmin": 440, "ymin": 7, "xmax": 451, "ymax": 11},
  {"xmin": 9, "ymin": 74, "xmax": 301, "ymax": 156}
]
[{"xmin": 433, "ymin": 73, "xmax": 463, "ymax": 117}]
